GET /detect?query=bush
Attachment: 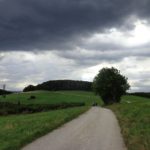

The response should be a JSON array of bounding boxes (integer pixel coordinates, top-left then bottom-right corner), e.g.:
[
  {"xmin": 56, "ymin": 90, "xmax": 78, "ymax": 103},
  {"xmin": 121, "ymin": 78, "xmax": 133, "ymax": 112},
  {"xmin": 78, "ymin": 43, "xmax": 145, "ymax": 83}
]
[
  {"xmin": 0, "ymin": 102, "xmax": 85, "ymax": 115},
  {"xmin": 28, "ymin": 95, "xmax": 36, "ymax": 100}
]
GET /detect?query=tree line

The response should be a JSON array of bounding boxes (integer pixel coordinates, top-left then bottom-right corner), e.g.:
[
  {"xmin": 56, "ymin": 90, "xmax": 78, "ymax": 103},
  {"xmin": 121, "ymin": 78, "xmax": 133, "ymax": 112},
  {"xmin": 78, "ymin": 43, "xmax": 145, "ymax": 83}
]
[
  {"xmin": 23, "ymin": 80, "xmax": 92, "ymax": 92},
  {"xmin": 128, "ymin": 92, "xmax": 150, "ymax": 99},
  {"xmin": 0, "ymin": 89, "xmax": 12, "ymax": 95}
]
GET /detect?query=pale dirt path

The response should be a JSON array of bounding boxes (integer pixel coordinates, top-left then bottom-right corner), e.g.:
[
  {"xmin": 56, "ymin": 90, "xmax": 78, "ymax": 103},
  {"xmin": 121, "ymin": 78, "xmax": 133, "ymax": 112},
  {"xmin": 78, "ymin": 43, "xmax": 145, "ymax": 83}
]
[{"xmin": 22, "ymin": 107, "xmax": 127, "ymax": 150}]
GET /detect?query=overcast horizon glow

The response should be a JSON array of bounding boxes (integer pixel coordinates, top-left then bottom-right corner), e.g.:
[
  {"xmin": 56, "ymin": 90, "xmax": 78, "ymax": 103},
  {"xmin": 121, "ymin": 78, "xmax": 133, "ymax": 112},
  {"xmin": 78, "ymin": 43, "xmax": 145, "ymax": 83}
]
[{"xmin": 0, "ymin": 0, "xmax": 150, "ymax": 92}]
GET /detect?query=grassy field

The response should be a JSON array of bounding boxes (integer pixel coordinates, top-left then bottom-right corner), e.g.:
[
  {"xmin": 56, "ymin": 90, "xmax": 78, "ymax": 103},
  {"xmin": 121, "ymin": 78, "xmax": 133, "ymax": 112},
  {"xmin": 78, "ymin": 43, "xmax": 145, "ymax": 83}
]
[
  {"xmin": 108, "ymin": 95, "xmax": 150, "ymax": 150},
  {"xmin": 0, "ymin": 91, "xmax": 102, "ymax": 105},
  {"xmin": 0, "ymin": 106, "xmax": 90, "ymax": 150},
  {"xmin": 0, "ymin": 91, "xmax": 99, "ymax": 150},
  {"xmin": 1, "ymin": 91, "xmax": 149, "ymax": 150}
]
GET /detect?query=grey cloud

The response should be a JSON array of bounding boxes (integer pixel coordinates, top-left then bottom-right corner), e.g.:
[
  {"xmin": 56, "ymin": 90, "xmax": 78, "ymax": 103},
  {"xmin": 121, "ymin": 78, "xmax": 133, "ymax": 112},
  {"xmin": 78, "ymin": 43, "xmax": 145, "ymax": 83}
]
[
  {"xmin": 0, "ymin": 54, "xmax": 4, "ymax": 60},
  {"xmin": 0, "ymin": 0, "xmax": 150, "ymax": 51},
  {"xmin": 53, "ymin": 46, "xmax": 150, "ymax": 67},
  {"xmin": 0, "ymin": 52, "xmax": 80, "ymax": 90},
  {"xmin": 0, "ymin": 51, "xmax": 150, "ymax": 92},
  {"xmin": 54, "ymin": 50, "xmax": 122, "ymax": 66},
  {"xmin": 131, "ymin": 79, "xmax": 150, "ymax": 92}
]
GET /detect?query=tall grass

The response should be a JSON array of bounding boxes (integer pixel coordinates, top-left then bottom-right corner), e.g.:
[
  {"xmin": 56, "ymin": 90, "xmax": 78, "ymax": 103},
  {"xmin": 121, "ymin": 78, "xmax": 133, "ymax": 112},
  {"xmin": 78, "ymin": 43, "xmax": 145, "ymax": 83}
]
[{"xmin": 108, "ymin": 95, "xmax": 150, "ymax": 150}]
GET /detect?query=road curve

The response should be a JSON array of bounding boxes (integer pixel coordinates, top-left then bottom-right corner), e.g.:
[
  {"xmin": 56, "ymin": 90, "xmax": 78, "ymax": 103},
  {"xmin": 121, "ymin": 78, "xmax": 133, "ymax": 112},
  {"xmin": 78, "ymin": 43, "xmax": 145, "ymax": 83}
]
[{"xmin": 22, "ymin": 107, "xmax": 127, "ymax": 150}]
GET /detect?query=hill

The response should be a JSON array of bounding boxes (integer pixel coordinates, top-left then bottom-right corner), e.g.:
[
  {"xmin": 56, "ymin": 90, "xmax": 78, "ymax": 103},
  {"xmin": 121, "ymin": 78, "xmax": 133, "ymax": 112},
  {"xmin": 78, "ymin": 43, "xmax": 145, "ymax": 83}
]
[{"xmin": 23, "ymin": 80, "xmax": 92, "ymax": 92}]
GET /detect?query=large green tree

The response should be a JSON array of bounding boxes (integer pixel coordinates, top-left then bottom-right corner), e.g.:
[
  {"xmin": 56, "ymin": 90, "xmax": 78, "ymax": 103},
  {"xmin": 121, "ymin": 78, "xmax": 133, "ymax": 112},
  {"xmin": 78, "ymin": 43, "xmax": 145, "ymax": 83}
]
[{"xmin": 93, "ymin": 67, "xmax": 130, "ymax": 105}]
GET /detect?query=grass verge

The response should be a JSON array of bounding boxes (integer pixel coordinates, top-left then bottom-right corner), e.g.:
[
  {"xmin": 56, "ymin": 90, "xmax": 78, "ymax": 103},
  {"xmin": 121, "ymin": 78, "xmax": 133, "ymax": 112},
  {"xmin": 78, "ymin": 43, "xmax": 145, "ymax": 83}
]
[
  {"xmin": 0, "ymin": 106, "xmax": 90, "ymax": 150},
  {"xmin": 107, "ymin": 95, "xmax": 150, "ymax": 150}
]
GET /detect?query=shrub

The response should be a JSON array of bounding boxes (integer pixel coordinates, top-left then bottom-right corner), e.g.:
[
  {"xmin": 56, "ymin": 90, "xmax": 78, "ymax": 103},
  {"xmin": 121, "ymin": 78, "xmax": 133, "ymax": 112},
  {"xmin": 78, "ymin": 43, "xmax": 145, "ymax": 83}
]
[
  {"xmin": 28, "ymin": 95, "xmax": 36, "ymax": 100},
  {"xmin": 0, "ymin": 102, "xmax": 85, "ymax": 115}
]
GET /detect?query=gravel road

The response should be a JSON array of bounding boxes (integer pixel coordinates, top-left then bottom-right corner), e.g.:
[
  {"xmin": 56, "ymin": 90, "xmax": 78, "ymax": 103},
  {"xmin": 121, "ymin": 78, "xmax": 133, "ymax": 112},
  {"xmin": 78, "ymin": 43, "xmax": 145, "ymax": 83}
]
[{"xmin": 22, "ymin": 107, "xmax": 127, "ymax": 150}]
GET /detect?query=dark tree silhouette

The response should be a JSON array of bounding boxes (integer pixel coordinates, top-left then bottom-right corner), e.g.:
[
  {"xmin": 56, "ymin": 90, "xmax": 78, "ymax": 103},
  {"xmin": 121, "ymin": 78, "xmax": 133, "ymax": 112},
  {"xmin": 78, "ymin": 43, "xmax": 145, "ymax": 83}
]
[
  {"xmin": 23, "ymin": 85, "xmax": 35, "ymax": 92},
  {"xmin": 23, "ymin": 80, "xmax": 92, "ymax": 92},
  {"xmin": 0, "ymin": 89, "xmax": 12, "ymax": 96}
]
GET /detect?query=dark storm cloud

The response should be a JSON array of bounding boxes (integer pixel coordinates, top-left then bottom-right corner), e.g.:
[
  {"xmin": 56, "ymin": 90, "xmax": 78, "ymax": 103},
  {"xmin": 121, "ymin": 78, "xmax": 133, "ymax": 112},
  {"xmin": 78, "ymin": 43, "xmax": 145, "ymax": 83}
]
[{"xmin": 0, "ymin": 0, "xmax": 150, "ymax": 50}]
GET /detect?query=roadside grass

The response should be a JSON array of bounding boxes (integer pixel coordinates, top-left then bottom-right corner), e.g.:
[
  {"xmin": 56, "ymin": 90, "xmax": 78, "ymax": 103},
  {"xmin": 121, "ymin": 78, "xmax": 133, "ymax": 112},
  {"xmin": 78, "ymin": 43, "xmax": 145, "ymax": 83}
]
[
  {"xmin": 0, "ymin": 91, "xmax": 102, "ymax": 105},
  {"xmin": 0, "ymin": 106, "xmax": 90, "ymax": 150},
  {"xmin": 108, "ymin": 95, "xmax": 150, "ymax": 150}
]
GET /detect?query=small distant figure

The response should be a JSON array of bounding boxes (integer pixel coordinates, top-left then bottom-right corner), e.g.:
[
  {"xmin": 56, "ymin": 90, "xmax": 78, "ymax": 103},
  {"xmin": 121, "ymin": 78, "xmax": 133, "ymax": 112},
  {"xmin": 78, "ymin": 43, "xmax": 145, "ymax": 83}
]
[{"xmin": 92, "ymin": 102, "xmax": 98, "ymax": 106}]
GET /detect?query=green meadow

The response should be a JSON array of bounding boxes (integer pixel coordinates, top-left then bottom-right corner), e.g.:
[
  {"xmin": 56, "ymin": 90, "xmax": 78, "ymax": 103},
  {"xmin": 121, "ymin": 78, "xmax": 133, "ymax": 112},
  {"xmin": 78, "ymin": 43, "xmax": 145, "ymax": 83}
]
[
  {"xmin": 0, "ymin": 91, "xmax": 99, "ymax": 150},
  {"xmin": 0, "ymin": 91, "xmax": 149, "ymax": 150},
  {"xmin": 0, "ymin": 90, "xmax": 101, "ymax": 105}
]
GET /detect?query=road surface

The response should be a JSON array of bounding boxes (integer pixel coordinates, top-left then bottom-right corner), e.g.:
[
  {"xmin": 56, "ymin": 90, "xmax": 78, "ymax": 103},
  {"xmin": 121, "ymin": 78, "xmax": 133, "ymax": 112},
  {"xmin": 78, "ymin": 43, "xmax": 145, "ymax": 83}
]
[{"xmin": 22, "ymin": 107, "xmax": 127, "ymax": 150}]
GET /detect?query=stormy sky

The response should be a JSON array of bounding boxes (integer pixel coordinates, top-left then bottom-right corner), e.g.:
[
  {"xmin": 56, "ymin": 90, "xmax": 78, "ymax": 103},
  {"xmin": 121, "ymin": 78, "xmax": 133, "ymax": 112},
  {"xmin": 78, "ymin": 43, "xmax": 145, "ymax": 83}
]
[{"xmin": 0, "ymin": 0, "xmax": 150, "ymax": 91}]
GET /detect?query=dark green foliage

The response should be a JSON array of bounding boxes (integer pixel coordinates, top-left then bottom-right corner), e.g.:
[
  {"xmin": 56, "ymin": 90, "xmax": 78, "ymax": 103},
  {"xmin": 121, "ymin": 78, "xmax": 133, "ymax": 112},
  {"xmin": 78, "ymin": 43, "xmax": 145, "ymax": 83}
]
[
  {"xmin": 93, "ymin": 67, "xmax": 130, "ymax": 105},
  {"xmin": 128, "ymin": 92, "xmax": 150, "ymax": 99},
  {"xmin": 0, "ymin": 102, "xmax": 85, "ymax": 115},
  {"xmin": 28, "ymin": 95, "xmax": 36, "ymax": 100},
  {"xmin": 23, "ymin": 85, "xmax": 35, "ymax": 92},
  {"xmin": 0, "ymin": 89, "xmax": 12, "ymax": 95},
  {"xmin": 23, "ymin": 80, "xmax": 92, "ymax": 92}
]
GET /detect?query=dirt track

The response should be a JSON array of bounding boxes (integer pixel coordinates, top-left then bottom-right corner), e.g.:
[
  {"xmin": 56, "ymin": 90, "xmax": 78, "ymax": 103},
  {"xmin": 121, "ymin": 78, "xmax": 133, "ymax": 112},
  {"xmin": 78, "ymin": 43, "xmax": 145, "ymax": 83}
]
[{"xmin": 22, "ymin": 107, "xmax": 127, "ymax": 150}]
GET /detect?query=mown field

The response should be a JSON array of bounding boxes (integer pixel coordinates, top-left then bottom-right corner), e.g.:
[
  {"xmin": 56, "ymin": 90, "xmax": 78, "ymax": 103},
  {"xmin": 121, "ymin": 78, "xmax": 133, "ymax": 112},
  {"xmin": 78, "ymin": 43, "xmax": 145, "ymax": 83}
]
[
  {"xmin": 0, "ymin": 91, "xmax": 149, "ymax": 150},
  {"xmin": 0, "ymin": 91, "xmax": 99, "ymax": 150},
  {"xmin": 0, "ymin": 91, "xmax": 101, "ymax": 105},
  {"xmin": 0, "ymin": 107, "xmax": 90, "ymax": 150},
  {"xmin": 108, "ymin": 95, "xmax": 150, "ymax": 150}
]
